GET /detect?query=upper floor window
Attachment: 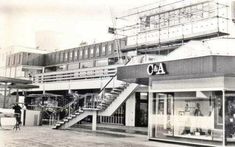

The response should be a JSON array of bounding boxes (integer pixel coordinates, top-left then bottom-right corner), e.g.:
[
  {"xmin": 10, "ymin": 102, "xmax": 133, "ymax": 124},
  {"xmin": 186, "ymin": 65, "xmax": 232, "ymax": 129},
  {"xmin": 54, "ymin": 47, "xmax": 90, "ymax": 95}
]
[
  {"xmin": 18, "ymin": 54, "xmax": 21, "ymax": 64},
  {"xmin": 64, "ymin": 52, "xmax": 68, "ymax": 61},
  {"xmin": 90, "ymin": 48, "xmax": 94, "ymax": 58},
  {"xmin": 56, "ymin": 52, "xmax": 60, "ymax": 62},
  {"xmin": 60, "ymin": 52, "xmax": 63, "ymax": 62},
  {"xmin": 74, "ymin": 50, "xmax": 78, "ymax": 60},
  {"xmin": 69, "ymin": 51, "xmax": 73, "ymax": 61},
  {"xmin": 8, "ymin": 57, "xmax": 10, "ymax": 66},
  {"xmin": 51, "ymin": 54, "xmax": 54, "ymax": 63},
  {"xmin": 102, "ymin": 45, "xmax": 106, "ymax": 56},
  {"xmin": 12, "ymin": 55, "xmax": 15, "ymax": 65},
  {"xmin": 79, "ymin": 49, "xmax": 83, "ymax": 59},
  {"xmin": 96, "ymin": 46, "xmax": 100, "ymax": 57},
  {"xmin": 108, "ymin": 44, "xmax": 112, "ymax": 54},
  {"xmin": 84, "ymin": 49, "xmax": 88, "ymax": 58}
]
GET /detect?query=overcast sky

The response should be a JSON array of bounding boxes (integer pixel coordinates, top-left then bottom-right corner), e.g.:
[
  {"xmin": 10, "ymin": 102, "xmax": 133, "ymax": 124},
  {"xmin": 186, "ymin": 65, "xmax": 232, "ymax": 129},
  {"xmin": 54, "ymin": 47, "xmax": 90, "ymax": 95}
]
[{"xmin": 0, "ymin": 0, "xmax": 157, "ymax": 50}]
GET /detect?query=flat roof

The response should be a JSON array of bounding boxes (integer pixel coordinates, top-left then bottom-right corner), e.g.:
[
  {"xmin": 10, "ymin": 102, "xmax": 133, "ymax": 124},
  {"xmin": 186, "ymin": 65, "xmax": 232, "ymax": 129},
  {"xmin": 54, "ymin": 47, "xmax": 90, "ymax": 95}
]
[
  {"xmin": 8, "ymin": 84, "xmax": 39, "ymax": 89},
  {"xmin": 0, "ymin": 76, "xmax": 32, "ymax": 84},
  {"xmin": 27, "ymin": 93, "xmax": 63, "ymax": 98}
]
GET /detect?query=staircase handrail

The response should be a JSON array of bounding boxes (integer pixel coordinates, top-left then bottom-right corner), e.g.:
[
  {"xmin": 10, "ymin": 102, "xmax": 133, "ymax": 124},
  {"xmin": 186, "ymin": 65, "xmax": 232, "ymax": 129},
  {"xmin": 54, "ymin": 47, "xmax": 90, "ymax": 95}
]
[{"xmin": 98, "ymin": 58, "xmax": 132, "ymax": 95}]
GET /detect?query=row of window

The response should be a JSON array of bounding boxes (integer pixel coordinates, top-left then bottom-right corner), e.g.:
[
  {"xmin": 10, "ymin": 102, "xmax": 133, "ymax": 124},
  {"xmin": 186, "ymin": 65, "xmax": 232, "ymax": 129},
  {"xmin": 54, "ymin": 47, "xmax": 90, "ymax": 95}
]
[
  {"xmin": 47, "ymin": 43, "xmax": 115, "ymax": 65},
  {"xmin": 7, "ymin": 52, "xmax": 44, "ymax": 67},
  {"xmin": 44, "ymin": 57, "xmax": 120, "ymax": 73},
  {"xmin": 7, "ymin": 53, "xmax": 22, "ymax": 66}
]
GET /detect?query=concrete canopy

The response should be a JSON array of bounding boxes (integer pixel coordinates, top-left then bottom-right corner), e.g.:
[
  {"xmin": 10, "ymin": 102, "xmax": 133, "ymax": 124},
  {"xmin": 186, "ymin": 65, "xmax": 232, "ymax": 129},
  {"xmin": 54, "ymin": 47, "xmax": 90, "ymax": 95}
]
[
  {"xmin": 0, "ymin": 76, "xmax": 32, "ymax": 84},
  {"xmin": 7, "ymin": 84, "xmax": 39, "ymax": 89}
]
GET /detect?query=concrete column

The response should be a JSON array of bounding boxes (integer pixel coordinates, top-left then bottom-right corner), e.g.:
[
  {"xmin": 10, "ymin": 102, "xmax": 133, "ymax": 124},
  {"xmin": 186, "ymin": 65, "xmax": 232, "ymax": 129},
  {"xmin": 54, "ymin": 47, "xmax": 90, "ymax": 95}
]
[
  {"xmin": 222, "ymin": 90, "xmax": 226, "ymax": 146},
  {"xmin": 92, "ymin": 111, "xmax": 97, "ymax": 131},
  {"xmin": 3, "ymin": 82, "xmax": 7, "ymax": 108},
  {"xmin": 125, "ymin": 93, "xmax": 136, "ymax": 126},
  {"xmin": 16, "ymin": 89, "xmax": 19, "ymax": 103}
]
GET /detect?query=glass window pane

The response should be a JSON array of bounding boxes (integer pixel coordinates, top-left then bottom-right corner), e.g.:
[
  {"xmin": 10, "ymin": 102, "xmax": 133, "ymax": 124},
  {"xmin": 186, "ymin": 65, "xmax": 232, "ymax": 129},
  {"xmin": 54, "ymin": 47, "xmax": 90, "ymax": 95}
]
[
  {"xmin": 150, "ymin": 91, "xmax": 223, "ymax": 146},
  {"xmin": 79, "ymin": 49, "xmax": 83, "ymax": 59},
  {"xmin": 102, "ymin": 46, "xmax": 106, "ymax": 55},
  {"xmin": 90, "ymin": 48, "xmax": 94, "ymax": 57},
  {"xmin": 96, "ymin": 46, "xmax": 100, "ymax": 56},
  {"xmin": 84, "ymin": 49, "xmax": 88, "ymax": 58}
]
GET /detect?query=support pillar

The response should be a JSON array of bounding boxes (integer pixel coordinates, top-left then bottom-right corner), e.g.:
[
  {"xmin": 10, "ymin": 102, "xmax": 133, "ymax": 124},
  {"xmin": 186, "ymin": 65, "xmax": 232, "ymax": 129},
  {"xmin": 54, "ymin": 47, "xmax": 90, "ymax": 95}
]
[
  {"xmin": 92, "ymin": 111, "xmax": 97, "ymax": 131},
  {"xmin": 16, "ymin": 89, "xmax": 19, "ymax": 103},
  {"xmin": 222, "ymin": 90, "xmax": 226, "ymax": 146},
  {"xmin": 3, "ymin": 82, "xmax": 7, "ymax": 108}
]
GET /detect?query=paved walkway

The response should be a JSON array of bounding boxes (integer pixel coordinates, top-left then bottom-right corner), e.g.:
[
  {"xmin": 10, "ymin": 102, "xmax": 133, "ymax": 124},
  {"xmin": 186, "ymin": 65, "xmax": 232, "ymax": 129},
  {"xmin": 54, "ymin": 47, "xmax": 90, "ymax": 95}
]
[
  {"xmin": 0, "ymin": 126, "xmax": 190, "ymax": 147},
  {"xmin": 73, "ymin": 123, "xmax": 148, "ymax": 135}
]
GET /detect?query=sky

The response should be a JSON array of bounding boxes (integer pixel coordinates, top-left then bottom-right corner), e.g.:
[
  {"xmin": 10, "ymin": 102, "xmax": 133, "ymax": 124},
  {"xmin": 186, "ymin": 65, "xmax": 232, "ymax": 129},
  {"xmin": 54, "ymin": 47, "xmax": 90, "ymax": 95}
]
[{"xmin": 0, "ymin": 0, "xmax": 157, "ymax": 51}]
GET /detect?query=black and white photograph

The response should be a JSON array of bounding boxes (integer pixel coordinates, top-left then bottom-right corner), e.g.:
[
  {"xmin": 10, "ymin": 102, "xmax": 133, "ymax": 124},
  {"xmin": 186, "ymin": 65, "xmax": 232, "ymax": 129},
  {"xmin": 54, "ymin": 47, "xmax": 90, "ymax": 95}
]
[{"xmin": 0, "ymin": 0, "xmax": 235, "ymax": 146}]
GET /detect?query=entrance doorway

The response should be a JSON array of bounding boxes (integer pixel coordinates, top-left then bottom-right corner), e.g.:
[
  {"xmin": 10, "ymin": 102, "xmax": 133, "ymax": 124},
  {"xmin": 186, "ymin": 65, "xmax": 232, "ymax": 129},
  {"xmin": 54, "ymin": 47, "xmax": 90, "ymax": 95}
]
[{"xmin": 135, "ymin": 92, "xmax": 148, "ymax": 127}]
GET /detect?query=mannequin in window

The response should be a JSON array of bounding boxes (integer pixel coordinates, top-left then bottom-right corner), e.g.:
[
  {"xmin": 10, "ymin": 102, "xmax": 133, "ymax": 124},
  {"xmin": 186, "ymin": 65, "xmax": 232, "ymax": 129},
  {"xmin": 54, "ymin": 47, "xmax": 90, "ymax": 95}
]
[{"xmin": 194, "ymin": 103, "xmax": 203, "ymax": 116}]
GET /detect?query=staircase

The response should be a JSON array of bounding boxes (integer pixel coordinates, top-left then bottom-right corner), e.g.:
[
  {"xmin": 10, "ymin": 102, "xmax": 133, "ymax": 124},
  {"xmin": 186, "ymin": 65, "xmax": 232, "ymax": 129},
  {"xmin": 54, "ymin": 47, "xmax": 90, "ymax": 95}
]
[
  {"xmin": 52, "ymin": 109, "xmax": 93, "ymax": 129},
  {"xmin": 97, "ymin": 83, "xmax": 138, "ymax": 116},
  {"xmin": 52, "ymin": 58, "xmax": 139, "ymax": 130}
]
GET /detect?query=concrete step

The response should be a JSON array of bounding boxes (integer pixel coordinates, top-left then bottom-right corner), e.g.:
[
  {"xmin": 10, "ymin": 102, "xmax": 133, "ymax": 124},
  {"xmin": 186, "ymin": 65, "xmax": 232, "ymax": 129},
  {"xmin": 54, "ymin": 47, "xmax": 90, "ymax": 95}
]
[
  {"xmin": 67, "ymin": 116, "xmax": 72, "ymax": 119},
  {"xmin": 112, "ymin": 88, "xmax": 123, "ymax": 92},
  {"xmin": 109, "ymin": 92, "xmax": 119, "ymax": 95},
  {"xmin": 52, "ymin": 126, "xmax": 58, "ymax": 129},
  {"xmin": 78, "ymin": 110, "xmax": 84, "ymax": 113},
  {"xmin": 110, "ymin": 91, "xmax": 121, "ymax": 94},
  {"xmin": 56, "ymin": 123, "xmax": 61, "ymax": 127}
]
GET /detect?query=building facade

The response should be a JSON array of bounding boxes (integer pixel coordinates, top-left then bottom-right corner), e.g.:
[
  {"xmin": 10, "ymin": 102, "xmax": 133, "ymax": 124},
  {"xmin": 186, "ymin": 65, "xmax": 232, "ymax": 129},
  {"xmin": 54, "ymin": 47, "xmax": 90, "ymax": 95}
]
[
  {"xmin": 3, "ymin": 0, "xmax": 235, "ymax": 146},
  {"xmin": 117, "ymin": 38, "xmax": 235, "ymax": 146}
]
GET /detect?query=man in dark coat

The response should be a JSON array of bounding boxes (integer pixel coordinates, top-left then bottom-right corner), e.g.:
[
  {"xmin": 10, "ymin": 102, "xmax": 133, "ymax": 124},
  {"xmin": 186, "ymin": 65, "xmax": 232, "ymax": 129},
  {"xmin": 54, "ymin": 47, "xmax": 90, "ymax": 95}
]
[{"xmin": 12, "ymin": 104, "xmax": 22, "ymax": 124}]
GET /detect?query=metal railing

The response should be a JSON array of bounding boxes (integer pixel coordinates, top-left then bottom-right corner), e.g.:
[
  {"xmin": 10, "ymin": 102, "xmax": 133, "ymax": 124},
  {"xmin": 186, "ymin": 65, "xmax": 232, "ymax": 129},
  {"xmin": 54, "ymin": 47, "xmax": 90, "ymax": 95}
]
[{"xmin": 33, "ymin": 65, "xmax": 120, "ymax": 83}]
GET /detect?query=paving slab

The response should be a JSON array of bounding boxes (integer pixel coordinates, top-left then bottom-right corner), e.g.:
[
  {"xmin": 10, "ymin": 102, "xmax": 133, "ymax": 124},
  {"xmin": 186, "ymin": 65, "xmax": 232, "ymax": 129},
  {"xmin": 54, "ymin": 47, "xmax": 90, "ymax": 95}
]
[{"xmin": 0, "ymin": 126, "xmax": 191, "ymax": 147}]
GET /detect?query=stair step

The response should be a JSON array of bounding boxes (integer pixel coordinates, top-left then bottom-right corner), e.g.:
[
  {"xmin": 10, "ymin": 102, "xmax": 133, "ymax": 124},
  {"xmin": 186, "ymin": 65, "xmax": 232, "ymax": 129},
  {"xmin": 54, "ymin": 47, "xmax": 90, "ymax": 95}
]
[
  {"xmin": 101, "ymin": 102, "xmax": 110, "ymax": 105},
  {"xmin": 112, "ymin": 88, "xmax": 123, "ymax": 92},
  {"xmin": 109, "ymin": 92, "xmax": 119, "ymax": 95},
  {"xmin": 103, "ymin": 99, "xmax": 114, "ymax": 103},
  {"xmin": 56, "ymin": 123, "xmax": 61, "ymax": 126},
  {"xmin": 78, "ymin": 110, "xmax": 84, "ymax": 113},
  {"xmin": 75, "ymin": 112, "xmax": 80, "ymax": 115},
  {"xmin": 59, "ymin": 121, "xmax": 65, "ymax": 124},
  {"xmin": 104, "ymin": 96, "xmax": 116, "ymax": 99},
  {"xmin": 63, "ymin": 119, "xmax": 69, "ymax": 122},
  {"xmin": 67, "ymin": 116, "xmax": 72, "ymax": 119},
  {"xmin": 52, "ymin": 126, "xmax": 58, "ymax": 129},
  {"xmin": 115, "ymin": 87, "xmax": 126, "ymax": 90},
  {"xmin": 110, "ymin": 90, "xmax": 121, "ymax": 94},
  {"xmin": 104, "ymin": 97, "xmax": 115, "ymax": 100},
  {"xmin": 71, "ymin": 114, "xmax": 76, "ymax": 117},
  {"xmin": 120, "ymin": 83, "xmax": 128, "ymax": 86}
]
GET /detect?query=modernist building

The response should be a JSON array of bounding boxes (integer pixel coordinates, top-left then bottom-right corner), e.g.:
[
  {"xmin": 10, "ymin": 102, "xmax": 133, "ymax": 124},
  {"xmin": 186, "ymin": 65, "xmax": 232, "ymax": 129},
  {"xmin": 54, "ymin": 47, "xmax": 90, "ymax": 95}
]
[
  {"xmin": 5, "ymin": 38, "xmax": 153, "ymax": 127},
  {"xmin": 117, "ymin": 38, "xmax": 235, "ymax": 146},
  {"xmin": 3, "ymin": 0, "xmax": 235, "ymax": 146}
]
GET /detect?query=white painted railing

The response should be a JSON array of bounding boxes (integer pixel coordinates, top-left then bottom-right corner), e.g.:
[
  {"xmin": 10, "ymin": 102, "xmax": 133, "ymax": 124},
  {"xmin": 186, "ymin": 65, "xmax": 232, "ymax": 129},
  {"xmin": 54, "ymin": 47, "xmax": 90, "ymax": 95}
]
[{"xmin": 33, "ymin": 65, "xmax": 119, "ymax": 83}]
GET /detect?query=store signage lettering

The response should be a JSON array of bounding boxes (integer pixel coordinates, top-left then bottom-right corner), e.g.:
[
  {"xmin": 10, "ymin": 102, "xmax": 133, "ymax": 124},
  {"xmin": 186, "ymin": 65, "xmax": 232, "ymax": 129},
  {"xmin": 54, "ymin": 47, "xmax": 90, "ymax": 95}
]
[{"xmin": 147, "ymin": 63, "xmax": 166, "ymax": 76}]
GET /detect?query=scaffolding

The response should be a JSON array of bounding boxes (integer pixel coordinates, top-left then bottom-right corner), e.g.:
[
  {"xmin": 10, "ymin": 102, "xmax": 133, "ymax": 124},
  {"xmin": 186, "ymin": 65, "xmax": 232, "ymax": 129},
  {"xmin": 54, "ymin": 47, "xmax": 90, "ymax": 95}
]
[{"xmin": 115, "ymin": 0, "xmax": 230, "ymax": 53}]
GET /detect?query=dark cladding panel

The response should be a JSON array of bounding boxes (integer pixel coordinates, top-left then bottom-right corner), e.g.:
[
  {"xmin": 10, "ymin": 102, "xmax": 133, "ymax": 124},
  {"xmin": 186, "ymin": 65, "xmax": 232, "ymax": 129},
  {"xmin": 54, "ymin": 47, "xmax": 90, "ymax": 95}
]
[
  {"xmin": 165, "ymin": 56, "xmax": 214, "ymax": 77},
  {"xmin": 117, "ymin": 56, "xmax": 235, "ymax": 85},
  {"xmin": 214, "ymin": 56, "xmax": 235, "ymax": 74}
]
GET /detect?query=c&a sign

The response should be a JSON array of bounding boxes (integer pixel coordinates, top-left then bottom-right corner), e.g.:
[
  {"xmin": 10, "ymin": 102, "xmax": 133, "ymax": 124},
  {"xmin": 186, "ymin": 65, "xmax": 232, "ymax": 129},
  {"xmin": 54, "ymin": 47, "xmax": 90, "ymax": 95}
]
[{"xmin": 147, "ymin": 63, "xmax": 167, "ymax": 76}]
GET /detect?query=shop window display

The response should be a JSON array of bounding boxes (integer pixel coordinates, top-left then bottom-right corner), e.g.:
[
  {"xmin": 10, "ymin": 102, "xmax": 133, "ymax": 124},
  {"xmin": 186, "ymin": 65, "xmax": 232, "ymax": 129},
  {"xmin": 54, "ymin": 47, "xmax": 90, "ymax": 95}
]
[
  {"xmin": 225, "ymin": 92, "xmax": 235, "ymax": 143},
  {"xmin": 150, "ymin": 91, "xmax": 223, "ymax": 145}
]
